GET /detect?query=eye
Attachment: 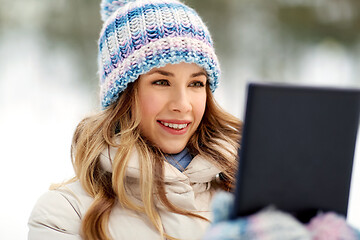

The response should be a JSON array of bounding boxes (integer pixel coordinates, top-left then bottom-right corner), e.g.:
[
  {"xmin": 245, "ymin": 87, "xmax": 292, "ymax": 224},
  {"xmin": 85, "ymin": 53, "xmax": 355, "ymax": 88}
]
[
  {"xmin": 189, "ymin": 81, "xmax": 205, "ymax": 88},
  {"xmin": 152, "ymin": 79, "xmax": 170, "ymax": 86}
]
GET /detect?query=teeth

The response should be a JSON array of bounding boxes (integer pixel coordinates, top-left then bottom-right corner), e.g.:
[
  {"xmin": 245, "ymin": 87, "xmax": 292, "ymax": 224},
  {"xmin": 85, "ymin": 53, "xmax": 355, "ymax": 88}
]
[{"xmin": 161, "ymin": 121, "xmax": 188, "ymax": 130}]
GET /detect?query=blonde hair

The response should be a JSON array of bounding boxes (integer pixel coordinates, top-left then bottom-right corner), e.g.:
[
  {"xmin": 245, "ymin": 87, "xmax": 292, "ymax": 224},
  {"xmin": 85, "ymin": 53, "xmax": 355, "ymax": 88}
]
[{"xmin": 70, "ymin": 81, "xmax": 242, "ymax": 240}]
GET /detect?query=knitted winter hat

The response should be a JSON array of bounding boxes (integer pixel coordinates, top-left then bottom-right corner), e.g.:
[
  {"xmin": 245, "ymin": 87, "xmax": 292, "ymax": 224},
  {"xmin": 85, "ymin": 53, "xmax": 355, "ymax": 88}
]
[{"xmin": 99, "ymin": 0, "xmax": 220, "ymax": 108}]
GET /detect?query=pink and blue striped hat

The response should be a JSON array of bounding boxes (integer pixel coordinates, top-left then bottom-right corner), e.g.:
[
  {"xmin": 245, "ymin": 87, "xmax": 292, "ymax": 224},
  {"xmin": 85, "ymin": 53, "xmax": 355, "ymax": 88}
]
[{"xmin": 99, "ymin": 0, "xmax": 221, "ymax": 108}]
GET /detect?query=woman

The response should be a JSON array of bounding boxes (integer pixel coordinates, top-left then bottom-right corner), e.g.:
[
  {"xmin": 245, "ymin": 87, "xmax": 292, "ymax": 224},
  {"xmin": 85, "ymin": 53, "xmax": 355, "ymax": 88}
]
[{"xmin": 28, "ymin": 0, "xmax": 240, "ymax": 239}]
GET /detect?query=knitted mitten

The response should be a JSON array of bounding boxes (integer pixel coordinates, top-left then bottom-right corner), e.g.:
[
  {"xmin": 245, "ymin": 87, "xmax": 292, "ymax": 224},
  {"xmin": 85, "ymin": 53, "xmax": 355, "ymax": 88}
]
[
  {"xmin": 307, "ymin": 212, "xmax": 360, "ymax": 240},
  {"xmin": 203, "ymin": 192, "xmax": 311, "ymax": 240}
]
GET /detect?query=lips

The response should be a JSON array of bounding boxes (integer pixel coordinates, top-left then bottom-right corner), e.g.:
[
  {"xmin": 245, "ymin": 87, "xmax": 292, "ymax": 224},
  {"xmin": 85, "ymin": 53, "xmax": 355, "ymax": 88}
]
[
  {"xmin": 159, "ymin": 121, "xmax": 188, "ymax": 130},
  {"xmin": 157, "ymin": 120, "xmax": 191, "ymax": 132}
]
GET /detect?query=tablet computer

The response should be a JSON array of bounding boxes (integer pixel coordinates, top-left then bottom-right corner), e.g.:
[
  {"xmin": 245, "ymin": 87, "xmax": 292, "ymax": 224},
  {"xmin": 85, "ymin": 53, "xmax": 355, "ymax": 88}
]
[{"xmin": 232, "ymin": 83, "xmax": 360, "ymax": 223}]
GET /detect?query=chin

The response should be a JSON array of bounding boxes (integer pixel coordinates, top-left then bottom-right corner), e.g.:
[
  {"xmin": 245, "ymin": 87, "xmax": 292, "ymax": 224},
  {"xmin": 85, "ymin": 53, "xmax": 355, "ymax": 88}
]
[{"xmin": 160, "ymin": 144, "xmax": 186, "ymax": 154}]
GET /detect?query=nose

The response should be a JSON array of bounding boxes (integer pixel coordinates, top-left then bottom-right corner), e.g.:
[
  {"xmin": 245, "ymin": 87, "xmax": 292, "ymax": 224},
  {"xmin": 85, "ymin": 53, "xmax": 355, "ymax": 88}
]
[{"xmin": 169, "ymin": 87, "xmax": 192, "ymax": 113}]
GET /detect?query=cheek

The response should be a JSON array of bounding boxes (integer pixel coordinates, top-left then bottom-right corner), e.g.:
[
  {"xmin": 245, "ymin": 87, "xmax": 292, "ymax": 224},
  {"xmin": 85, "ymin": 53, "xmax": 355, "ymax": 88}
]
[
  {"xmin": 193, "ymin": 94, "xmax": 207, "ymax": 121},
  {"xmin": 138, "ymin": 92, "xmax": 163, "ymax": 123}
]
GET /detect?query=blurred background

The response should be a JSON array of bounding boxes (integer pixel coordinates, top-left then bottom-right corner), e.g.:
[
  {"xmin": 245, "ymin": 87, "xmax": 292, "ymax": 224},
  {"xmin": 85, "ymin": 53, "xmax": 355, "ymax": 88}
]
[{"xmin": 1, "ymin": 0, "xmax": 360, "ymax": 238}]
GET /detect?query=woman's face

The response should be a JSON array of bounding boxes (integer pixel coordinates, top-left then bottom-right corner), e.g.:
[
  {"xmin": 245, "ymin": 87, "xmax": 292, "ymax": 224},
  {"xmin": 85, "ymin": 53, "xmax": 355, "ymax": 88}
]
[{"xmin": 137, "ymin": 62, "xmax": 207, "ymax": 154}]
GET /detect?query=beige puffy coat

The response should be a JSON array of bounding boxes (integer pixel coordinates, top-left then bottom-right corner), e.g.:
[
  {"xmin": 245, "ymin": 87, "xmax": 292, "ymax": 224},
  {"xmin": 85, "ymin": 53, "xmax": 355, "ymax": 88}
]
[{"xmin": 28, "ymin": 145, "xmax": 226, "ymax": 240}]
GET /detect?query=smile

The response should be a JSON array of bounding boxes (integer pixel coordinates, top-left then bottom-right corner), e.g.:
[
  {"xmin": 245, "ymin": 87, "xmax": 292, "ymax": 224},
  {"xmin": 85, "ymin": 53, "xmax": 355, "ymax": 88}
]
[{"xmin": 159, "ymin": 121, "xmax": 189, "ymax": 130}]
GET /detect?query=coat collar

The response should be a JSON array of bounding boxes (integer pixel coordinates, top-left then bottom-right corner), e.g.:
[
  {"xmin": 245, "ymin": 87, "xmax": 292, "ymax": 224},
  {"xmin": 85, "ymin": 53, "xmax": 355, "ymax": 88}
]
[{"xmin": 99, "ymin": 145, "xmax": 222, "ymax": 184}]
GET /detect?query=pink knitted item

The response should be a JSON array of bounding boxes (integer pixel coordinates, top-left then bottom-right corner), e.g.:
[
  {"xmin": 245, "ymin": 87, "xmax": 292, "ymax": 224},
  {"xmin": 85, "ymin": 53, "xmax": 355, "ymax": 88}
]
[{"xmin": 307, "ymin": 212, "xmax": 357, "ymax": 240}]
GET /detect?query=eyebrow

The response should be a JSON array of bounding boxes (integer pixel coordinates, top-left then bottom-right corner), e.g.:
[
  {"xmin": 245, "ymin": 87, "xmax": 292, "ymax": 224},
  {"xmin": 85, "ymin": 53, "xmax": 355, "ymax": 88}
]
[
  {"xmin": 146, "ymin": 70, "xmax": 207, "ymax": 78},
  {"xmin": 147, "ymin": 70, "xmax": 175, "ymax": 77},
  {"xmin": 191, "ymin": 72, "xmax": 207, "ymax": 78}
]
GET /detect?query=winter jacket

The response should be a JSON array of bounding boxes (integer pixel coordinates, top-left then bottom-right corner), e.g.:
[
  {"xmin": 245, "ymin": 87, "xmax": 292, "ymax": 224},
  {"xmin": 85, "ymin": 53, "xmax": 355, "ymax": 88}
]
[{"xmin": 28, "ymin": 144, "xmax": 232, "ymax": 240}]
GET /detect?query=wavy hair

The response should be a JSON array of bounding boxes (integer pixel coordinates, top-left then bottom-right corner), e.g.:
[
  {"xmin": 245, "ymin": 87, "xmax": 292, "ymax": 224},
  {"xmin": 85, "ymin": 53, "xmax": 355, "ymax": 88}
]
[{"xmin": 70, "ymin": 81, "xmax": 242, "ymax": 240}]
